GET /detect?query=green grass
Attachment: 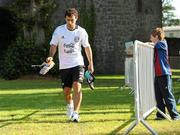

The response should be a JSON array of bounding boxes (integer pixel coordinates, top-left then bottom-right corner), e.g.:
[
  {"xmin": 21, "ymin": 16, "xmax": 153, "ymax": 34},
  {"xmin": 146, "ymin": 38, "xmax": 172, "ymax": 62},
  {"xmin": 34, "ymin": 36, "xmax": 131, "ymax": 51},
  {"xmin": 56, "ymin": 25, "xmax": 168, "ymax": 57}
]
[{"xmin": 0, "ymin": 75, "xmax": 180, "ymax": 135}]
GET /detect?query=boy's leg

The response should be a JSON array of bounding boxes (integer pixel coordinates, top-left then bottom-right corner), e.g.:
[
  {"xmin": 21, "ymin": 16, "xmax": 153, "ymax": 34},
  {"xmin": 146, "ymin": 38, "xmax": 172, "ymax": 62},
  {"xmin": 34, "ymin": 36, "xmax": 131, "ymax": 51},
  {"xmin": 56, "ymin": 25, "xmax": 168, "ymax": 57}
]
[
  {"xmin": 155, "ymin": 76, "xmax": 166, "ymax": 118},
  {"xmin": 160, "ymin": 75, "xmax": 179, "ymax": 119}
]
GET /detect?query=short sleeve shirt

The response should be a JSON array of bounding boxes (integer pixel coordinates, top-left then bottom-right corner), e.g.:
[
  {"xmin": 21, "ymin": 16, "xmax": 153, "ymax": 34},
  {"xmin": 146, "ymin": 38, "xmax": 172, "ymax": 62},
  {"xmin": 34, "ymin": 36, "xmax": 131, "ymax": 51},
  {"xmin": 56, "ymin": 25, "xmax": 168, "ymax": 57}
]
[{"xmin": 50, "ymin": 24, "xmax": 90, "ymax": 69}]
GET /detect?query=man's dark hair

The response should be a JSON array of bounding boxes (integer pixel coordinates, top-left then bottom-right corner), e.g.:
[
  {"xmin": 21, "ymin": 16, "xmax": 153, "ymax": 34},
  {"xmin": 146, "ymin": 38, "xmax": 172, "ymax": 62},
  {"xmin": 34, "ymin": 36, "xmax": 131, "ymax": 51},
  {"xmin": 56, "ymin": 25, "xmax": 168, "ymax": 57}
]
[{"xmin": 65, "ymin": 8, "xmax": 78, "ymax": 18}]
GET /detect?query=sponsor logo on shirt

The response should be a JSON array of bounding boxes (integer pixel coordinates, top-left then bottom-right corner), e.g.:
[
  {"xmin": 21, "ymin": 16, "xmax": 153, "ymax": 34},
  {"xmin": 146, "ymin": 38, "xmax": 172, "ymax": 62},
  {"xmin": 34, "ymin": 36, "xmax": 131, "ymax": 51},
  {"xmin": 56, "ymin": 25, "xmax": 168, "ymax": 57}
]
[
  {"xmin": 61, "ymin": 36, "xmax": 64, "ymax": 39},
  {"xmin": 63, "ymin": 43, "xmax": 75, "ymax": 53}
]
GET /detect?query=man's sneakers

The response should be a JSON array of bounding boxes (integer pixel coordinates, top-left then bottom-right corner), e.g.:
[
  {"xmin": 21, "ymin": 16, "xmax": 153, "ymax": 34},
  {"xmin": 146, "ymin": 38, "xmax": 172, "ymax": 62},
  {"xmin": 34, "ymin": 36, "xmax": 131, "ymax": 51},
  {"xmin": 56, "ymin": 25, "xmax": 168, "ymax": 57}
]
[
  {"xmin": 66, "ymin": 104, "xmax": 80, "ymax": 123},
  {"xmin": 66, "ymin": 104, "xmax": 74, "ymax": 119},
  {"xmin": 71, "ymin": 112, "xmax": 80, "ymax": 122}
]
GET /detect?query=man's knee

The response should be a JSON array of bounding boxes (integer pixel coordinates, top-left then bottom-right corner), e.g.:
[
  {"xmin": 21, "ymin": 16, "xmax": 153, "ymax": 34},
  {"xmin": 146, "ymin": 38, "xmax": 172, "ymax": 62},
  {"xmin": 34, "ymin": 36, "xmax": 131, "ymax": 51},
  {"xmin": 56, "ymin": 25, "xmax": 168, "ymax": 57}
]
[
  {"xmin": 64, "ymin": 87, "xmax": 71, "ymax": 95},
  {"xmin": 73, "ymin": 81, "xmax": 81, "ymax": 92}
]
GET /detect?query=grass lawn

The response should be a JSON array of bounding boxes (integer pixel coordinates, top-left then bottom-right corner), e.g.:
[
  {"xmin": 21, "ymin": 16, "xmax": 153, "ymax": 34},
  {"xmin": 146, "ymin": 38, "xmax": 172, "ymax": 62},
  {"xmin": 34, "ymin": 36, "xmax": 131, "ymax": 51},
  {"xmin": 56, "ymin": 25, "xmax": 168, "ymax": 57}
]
[{"xmin": 0, "ymin": 75, "xmax": 180, "ymax": 135}]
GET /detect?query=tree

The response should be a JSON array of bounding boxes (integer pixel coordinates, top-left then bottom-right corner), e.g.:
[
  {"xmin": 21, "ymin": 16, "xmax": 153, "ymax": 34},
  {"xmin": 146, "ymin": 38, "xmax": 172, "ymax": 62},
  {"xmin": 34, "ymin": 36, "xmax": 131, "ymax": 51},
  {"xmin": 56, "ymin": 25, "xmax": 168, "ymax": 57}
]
[{"xmin": 162, "ymin": 0, "xmax": 180, "ymax": 26}]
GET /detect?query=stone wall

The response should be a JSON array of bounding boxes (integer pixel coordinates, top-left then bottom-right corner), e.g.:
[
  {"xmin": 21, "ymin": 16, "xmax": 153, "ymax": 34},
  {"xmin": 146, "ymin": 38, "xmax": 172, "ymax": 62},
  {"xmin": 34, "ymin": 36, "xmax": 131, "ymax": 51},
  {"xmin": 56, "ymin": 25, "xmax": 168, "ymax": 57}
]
[{"xmin": 86, "ymin": 0, "xmax": 162, "ymax": 74}]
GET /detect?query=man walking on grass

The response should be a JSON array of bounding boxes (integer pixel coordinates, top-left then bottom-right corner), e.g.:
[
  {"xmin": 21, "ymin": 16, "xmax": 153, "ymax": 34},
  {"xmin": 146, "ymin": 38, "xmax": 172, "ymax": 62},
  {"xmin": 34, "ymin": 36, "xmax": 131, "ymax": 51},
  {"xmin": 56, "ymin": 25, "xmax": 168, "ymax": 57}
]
[{"xmin": 46, "ymin": 8, "xmax": 94, "ymax": 122}]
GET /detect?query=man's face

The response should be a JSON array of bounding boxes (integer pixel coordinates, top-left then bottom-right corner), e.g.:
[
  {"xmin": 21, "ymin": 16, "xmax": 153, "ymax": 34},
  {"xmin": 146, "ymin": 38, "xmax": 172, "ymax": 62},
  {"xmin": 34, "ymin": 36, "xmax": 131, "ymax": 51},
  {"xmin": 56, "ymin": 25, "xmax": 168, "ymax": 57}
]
[{"xmin": 65, "ymin": 15, "xmax": 77, "ymax": 30}]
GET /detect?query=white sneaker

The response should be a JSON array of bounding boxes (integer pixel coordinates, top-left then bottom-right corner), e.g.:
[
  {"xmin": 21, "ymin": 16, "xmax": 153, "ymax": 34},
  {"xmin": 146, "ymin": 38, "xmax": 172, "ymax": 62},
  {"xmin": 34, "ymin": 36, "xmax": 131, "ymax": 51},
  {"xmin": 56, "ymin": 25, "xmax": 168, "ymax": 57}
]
[
  {"xmin": 71, "ymin": 112, "xmax": 80, "ymax": 122},
  {"xmin": 66, "ymin": 104, "xmax": 73, "ymax": 119}
]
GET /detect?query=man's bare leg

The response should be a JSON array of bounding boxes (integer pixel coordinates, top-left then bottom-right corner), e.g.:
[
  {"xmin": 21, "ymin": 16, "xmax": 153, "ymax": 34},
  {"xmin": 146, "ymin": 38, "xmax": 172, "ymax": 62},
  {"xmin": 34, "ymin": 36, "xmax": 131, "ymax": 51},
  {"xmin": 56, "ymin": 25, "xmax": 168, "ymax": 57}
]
[
  {"xmin": 63, "ymin": 87, "xmax": 73, "ymax": 104},
  {"xmin": 73, "ymin": 81, "xmax": 82, "ymax": 113},
  {"xmin": 64, "ymin": 87, "xmax": 73, "ymax": 119}
]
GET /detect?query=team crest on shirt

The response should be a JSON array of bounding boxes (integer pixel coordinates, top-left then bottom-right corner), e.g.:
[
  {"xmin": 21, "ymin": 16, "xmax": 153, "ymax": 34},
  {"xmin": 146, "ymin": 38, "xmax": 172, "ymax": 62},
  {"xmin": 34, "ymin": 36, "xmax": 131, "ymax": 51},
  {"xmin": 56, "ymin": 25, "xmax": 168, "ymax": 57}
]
[
  {"xmin": 61, "ymin": 36, "xmax": 64, "ymax": 39},
  {"xmin": 74, "ymin": 36, "xmax": 80, "ymax": 43}
]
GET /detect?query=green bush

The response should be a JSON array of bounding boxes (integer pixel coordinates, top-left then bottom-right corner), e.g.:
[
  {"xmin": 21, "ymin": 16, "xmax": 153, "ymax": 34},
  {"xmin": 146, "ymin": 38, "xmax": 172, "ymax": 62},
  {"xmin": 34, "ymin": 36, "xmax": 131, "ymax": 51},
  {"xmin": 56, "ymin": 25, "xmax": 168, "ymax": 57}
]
[{"xmin": 1, "ymin": 37, "xmax": 48, "ymax": 80}]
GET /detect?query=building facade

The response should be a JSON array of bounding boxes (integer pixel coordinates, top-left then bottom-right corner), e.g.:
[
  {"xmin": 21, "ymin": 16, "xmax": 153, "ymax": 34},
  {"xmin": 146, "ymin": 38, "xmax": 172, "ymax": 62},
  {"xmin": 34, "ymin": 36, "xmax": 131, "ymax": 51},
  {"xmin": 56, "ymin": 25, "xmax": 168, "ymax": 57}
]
[{"xmin": 164, "ymin": 26, "xmax": 180, "ymax": 38}]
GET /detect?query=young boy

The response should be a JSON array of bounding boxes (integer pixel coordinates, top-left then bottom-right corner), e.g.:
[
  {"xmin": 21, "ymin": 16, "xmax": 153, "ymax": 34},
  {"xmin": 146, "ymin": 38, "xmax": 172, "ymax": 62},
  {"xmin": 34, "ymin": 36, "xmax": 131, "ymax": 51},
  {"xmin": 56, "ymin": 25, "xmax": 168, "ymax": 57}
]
[{"xmin": 150, "ymin": 27, "xmax": 179, "ymax": 120}]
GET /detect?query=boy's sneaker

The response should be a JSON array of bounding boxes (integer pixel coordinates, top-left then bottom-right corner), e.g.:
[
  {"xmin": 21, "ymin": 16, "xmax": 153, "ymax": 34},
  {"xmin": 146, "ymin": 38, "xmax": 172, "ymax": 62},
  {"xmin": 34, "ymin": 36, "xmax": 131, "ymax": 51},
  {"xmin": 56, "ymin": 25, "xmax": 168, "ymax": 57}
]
[
  {"xmin": 172, "ymin": 117, "xmax": 180, "ymax": 121},
  {"xmin": 71, "ymin": 112, "xmax": 80, "ymax": 122},
  {"xmin": 66, "ymin": 104, "xmax": 73, "ymax": 119}
]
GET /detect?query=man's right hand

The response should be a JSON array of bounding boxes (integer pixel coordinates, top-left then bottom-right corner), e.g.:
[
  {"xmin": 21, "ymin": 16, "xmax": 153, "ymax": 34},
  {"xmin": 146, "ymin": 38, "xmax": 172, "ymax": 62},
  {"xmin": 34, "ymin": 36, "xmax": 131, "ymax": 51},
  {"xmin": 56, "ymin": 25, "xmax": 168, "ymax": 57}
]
[{"xmin": 46, "ymin": 57, "xmax": 53, "ymax": 64}]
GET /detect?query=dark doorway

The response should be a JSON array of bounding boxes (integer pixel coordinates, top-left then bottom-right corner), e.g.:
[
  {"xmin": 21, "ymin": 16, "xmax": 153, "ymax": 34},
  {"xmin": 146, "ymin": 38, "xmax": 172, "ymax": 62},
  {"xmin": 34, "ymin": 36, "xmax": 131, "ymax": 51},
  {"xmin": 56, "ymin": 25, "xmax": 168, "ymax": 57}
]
[
  {"xmin": 166, "ymin": 37, "xmax": 180, "ymax": 69},
  {"xmin": 166, "ymin": 37, "xmax": 180, "ymax": 56},
  {"xmin": 0, "ymin": 7, "xmax": 18, "ymax": 56}
]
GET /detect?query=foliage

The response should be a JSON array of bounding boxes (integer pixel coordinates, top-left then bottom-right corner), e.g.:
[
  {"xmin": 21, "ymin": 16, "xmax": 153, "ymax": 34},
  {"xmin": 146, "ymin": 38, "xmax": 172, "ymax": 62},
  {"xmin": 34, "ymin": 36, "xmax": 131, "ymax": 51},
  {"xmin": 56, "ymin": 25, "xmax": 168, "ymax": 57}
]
[
  {"xmin": 1, "ymin": 37, "xmax": 48, "ymax": 80},
  {"xmin": 0, "ymin": 7, "xmax": 18, "ymax": 53},
  {"xmin": 0, "ymin": 0, "xmax": 57, "ymax": 79},
  {"xmin": 10, "ymin": 0, "xmax": 56, "ymax": 38},
  {"xmin": 0, "ymin": 8, "xmax": 20, "ymax": 75},
  {"xmin": 162, "ymin": 0, "xmax": 180, "ymax": 26},
  {"xmin": 78, "ymin": 0, "xmax": 96, "ymax": 66},
  {"xmin": 79, "ymin": 0, "xmax": 95, "ymax": 46}
]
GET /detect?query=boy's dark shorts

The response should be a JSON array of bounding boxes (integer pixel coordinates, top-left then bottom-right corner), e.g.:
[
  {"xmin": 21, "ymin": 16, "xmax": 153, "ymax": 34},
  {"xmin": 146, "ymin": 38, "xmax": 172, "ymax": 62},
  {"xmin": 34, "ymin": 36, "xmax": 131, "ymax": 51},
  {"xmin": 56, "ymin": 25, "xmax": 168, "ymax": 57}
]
[{"xmin": 60, "ymin": 65, "xmax": 85, "ymax": 89}]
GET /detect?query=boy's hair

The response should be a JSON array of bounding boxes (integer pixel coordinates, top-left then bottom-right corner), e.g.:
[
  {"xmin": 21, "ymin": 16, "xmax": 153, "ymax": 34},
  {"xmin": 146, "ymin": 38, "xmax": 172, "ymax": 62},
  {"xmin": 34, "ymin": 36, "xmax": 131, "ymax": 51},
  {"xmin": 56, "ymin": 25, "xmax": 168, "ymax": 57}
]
[
  {"xmin": 65, "ymin": 8, "xmax": 78, "ymax": 18},
  {"xmin": 151, "ymin": 27, "xmax": 165, "ymax": 40}
]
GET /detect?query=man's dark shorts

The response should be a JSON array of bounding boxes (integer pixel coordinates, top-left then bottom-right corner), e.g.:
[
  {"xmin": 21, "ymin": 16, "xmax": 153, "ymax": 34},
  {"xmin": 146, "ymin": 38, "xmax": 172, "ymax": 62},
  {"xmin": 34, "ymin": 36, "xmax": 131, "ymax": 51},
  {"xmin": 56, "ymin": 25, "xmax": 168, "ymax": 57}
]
[{"xmin": 60, "ymin": 65, "xmax": 85, "ymax": 89}]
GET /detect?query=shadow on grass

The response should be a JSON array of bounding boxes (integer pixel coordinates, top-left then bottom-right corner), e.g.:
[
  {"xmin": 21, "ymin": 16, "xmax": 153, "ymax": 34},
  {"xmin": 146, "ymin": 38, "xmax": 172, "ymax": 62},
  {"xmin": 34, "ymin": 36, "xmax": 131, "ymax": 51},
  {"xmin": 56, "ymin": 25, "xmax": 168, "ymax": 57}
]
[
  {"xmin": 0, "ymin": 78, "xmax": 60, "ymax": 90},
  {"xmin": 0, "ymin": 110, "xmax": 39, "ymax": 128},
  {"xmin": 109, "ymin": 99, "xmax": 135, "ymax": 134},
  {"xmin": 0, "ymin": 92, "xmax": 65, "ymax": 111},
  {"xmin": 109, "ymin": 118, "xmax": 134, "ymax": 134},
  {"xmin": 0, "ymin": 77, "xmax": 135, "ymax": 131},
  {"xmin": 80, "ymin": 110, "xmax": 132, "ymax": 115},
  {"xmin": 0, "ymin": 77, "xmax": 124, "ymax": 90},
  {"xmin": 0, "ymin": 87, "xmax": 133, "ymax": 111},
  {"xmin": 28, "ymin": 117, "xmax": 130, "ymax": 124},
  {"xmin": 0, "ymin": 108, "xmax": 134, "ymax": 128}
]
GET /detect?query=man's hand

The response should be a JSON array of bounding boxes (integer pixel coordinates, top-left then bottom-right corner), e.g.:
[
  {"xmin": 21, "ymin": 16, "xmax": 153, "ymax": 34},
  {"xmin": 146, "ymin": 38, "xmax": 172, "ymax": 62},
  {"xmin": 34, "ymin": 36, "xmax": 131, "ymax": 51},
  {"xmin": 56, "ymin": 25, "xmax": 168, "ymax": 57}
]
[
  {"xmin": 46, "ymin": 57, "xmax": 53, "ymax": 64},
  {"xmin": 88, "ymin": 64, "xmax": 94, "ymax": 73}
]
